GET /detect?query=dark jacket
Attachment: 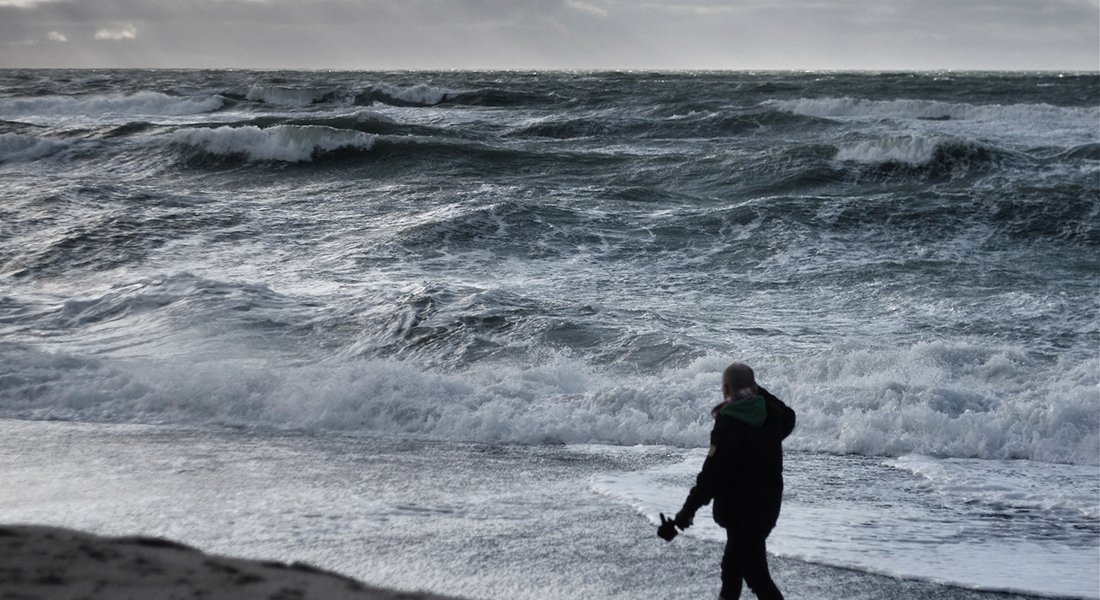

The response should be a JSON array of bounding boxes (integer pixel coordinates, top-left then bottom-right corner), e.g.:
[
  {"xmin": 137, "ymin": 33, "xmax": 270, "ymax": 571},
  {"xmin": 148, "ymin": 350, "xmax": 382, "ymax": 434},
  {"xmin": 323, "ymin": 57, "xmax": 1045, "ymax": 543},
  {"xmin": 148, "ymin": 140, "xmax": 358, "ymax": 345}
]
[{"xmin": 683, "ymin": 387, "xmax": 796, "ymax": 531}]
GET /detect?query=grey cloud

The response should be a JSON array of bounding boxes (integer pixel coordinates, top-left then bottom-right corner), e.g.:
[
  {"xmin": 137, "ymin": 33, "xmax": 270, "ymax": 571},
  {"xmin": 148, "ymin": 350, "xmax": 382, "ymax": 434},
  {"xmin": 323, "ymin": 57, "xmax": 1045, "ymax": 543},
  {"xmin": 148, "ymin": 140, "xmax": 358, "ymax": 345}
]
[
  {"xmin": 0, "ymin": 0, "xmax": 1095, "ymax": 69},
  {"xmin": 94, "ymin": 23, "xmax": 136, "ymax": 39}
]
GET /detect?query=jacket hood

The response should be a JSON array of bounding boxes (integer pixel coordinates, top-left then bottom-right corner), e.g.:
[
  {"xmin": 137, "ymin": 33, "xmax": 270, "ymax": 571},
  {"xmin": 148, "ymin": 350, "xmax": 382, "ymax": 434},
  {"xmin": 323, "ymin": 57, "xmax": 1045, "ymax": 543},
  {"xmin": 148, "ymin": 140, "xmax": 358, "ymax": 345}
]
[{"xmin": 718, "ymin": 395, "xmax": 767, "ymax": 427}]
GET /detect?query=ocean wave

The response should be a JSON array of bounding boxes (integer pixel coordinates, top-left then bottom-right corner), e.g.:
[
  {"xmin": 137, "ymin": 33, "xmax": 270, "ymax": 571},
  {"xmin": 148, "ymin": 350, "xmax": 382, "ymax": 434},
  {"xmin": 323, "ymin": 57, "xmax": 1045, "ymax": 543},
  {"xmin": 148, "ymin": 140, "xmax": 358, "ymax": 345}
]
[
  {"xmin": 0, "ymin": 133, "xmax": 71, "ymax": 162},
  {"xmin": 509, "ymin": 108, "xmax": 815, "ymax": 140},
  {"xmin": 233, "ymin": 111, "xmax": 433, "ymax": 138},
  {"xmin": 770, "ymin": 342, "xmax": 1099, "ymax": 466},
  {"xmin": 170, "ymin": 124, "xmax": 376, "ymax": 162},
  {"xmin": 245, "ymin": 85, "xmax": 338, "ymax": 106},
  {"xmin": 0, "ymin": 91, "xmax": 225, "ymax": 119},
  {"xmin": 830, "ymin": 136, "xmax": 1015, "ymax": 181},
  {"xmin": 230, "ymin": 82, "xmax": 547, "ymax": 109},
  {"xmin": 834, "ymin": 135, "xmax": 1007, "ymax": 167},
  {"xmin": 352, "ymin": 82, "xmax": 551, "ymax": 108},
  {"xmin": 169, "ymin": 125, "xmax": 526, "ymax": 167},
  {"xmin": 0, "ymin": 336, "xmax": 1094, "ymax": 465},
  {"xmin": 46, "ymin": 274, "xmax": 287, "ymax": 330},
  {"xmin": 835, "ymin": 135, "xmax": 947, "ymax": 165},
  {"xmin": 768, "ymin": 97, "xmax": 1098, "ymax": 123},
  {"xmin": 442, "ymin": 88, "xmax": 551, "ymax": 107},
  {"xmin": 1059, "ymin": 143, "xmax": 1100, "ymax": 161},
  {"xmin": 355, "ymin": 83, "xmax": 456, "ymax": 107}
]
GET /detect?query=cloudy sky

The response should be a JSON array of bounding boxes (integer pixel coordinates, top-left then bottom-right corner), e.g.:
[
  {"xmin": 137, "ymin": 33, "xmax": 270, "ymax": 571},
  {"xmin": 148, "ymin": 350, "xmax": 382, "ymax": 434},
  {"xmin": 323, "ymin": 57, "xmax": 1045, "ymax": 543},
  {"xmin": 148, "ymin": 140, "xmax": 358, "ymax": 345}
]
[{"xmin": 1, "ymin": 0, "xmax": 1097, "ymax": 70}]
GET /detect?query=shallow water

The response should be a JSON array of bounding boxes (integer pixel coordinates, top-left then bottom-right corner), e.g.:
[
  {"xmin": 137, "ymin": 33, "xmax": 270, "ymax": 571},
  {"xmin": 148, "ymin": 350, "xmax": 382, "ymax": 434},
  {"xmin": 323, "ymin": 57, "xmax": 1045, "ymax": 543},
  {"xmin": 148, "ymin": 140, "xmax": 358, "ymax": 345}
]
[
  {"xmin": 595, "ymin": 451, "xmax": 1099, "ymax": 598},
  {"xmin": 1, "ymin": 419, "xmax": 1094, "ymax": 599}
]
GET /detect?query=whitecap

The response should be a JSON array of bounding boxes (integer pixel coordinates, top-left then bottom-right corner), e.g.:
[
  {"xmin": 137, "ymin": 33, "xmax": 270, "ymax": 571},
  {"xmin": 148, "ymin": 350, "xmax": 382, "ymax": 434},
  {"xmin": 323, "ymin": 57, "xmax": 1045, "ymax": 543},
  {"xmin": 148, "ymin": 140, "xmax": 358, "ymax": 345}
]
[
  {"xmin": 834, "ymin": 135, "xmax": 946, "ymax": 165},
  {"xmin": 170, "ymin": 124, "xmax": 376, "ymax": 162},
  {"xmin": 0, "ymin": 91, "xmax": 224, "ymax": 119}
]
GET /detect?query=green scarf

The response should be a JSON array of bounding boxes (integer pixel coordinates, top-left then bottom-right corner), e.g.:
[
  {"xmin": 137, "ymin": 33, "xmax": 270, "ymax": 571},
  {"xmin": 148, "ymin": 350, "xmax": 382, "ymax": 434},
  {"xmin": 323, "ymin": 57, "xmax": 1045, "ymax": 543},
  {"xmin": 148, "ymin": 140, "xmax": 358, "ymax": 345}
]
[{"xmin": 719, "ymin": 395, "xmax": 767, "ymax": 427}]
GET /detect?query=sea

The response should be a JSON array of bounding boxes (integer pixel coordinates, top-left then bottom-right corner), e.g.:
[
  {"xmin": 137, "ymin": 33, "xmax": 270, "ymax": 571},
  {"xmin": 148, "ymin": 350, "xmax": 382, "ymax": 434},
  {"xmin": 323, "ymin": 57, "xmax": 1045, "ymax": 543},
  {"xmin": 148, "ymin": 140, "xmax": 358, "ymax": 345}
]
[{"xmin": 0, "ymin": 70, "xmax": 1097, "ymax": 600}]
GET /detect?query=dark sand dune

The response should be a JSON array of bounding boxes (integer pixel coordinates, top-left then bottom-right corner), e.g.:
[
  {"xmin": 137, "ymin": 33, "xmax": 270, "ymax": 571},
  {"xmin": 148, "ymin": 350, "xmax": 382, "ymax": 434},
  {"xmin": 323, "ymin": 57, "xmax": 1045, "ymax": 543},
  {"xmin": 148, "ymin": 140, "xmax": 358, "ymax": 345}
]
[{"xmin": 0, "ymin": 525, "xmax": 465, "ymax": 600}]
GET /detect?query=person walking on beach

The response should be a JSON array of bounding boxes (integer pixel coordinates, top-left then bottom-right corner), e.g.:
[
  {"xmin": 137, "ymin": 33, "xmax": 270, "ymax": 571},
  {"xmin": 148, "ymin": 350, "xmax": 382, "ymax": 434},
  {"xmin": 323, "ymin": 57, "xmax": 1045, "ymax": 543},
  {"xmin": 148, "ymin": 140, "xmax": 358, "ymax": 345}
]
[{"xmin": 661, "ymin": 363, "xmax": 796, "ymax": 600}]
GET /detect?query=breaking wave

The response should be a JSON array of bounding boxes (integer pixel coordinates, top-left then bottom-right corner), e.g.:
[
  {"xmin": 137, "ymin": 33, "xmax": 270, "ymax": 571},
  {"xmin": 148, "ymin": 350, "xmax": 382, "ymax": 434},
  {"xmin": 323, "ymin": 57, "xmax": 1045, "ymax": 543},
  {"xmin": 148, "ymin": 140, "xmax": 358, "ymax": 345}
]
[
  {"xmin": 0, "ymin": 133, "xmax": 71, "ymax": 162},
  {"xmin": 0, "ymin": 91, "xmax": 225, "ymax": 119},
  {"xmin": 1, "ymin": 332, "xmax": 1095, "ymax": 466},
  {"xmin": 171, "ymin": 124, "xmax": 376, "ymax": 162},
  {"xmin": 355, "ymin": 83, "xmax": 457, "ymax": 107},
  {"xmin": 246, "ymin": 85, "xmax": 338, "ymax": 106},
  {"xmin": 771, "ymin": 344, "xmax": 1099, "ymax": 466},
  {"xmin": 835, "ymin": 135, "xmax": 953, "ymax": 165},
  {"xmin": 353, "ymin": 83, "xmax": 547, "ymax": 108},
  {"xmin": 832, "ymin": 135, "xmax": 1011, "ymax": 178}
]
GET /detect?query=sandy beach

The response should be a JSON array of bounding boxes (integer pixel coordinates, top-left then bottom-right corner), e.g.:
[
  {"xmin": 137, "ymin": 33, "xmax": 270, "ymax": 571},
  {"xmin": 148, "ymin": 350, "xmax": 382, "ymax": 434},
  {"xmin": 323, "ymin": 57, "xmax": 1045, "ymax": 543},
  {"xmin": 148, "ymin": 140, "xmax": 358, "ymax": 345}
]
[{"xmin": 0, "ymin": 524, "xmax": 463, "ymax": 600}]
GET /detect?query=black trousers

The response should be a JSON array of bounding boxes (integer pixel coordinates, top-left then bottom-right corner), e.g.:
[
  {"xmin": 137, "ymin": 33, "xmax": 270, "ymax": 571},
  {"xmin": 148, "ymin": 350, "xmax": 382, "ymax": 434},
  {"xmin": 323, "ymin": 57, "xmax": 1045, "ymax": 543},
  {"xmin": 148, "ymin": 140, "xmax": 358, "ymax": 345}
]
[{"xmin": 719, "ymin": 525, "xmax": 783, "ymax": 600}]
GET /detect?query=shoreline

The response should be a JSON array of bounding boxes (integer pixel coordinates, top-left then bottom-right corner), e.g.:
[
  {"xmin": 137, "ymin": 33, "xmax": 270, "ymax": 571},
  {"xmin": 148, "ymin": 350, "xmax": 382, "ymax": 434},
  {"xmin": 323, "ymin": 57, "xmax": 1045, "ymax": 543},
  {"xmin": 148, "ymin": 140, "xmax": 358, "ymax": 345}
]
[
  {"xmin": 0, "ymin": 524, "xmax": 467, "ymax": 600},
  {"xmin": 0, "ymin": 419, "xmax": 1081, "ymax": 600}
]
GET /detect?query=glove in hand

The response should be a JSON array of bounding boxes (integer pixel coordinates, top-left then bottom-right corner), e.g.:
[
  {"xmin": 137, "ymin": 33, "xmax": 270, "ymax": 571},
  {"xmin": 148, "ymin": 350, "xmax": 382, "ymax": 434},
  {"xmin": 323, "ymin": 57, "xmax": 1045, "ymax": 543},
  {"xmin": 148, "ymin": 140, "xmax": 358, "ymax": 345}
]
[{"xmin": 657, "ymin": 513, "xmax": 679, "ymax": 541}]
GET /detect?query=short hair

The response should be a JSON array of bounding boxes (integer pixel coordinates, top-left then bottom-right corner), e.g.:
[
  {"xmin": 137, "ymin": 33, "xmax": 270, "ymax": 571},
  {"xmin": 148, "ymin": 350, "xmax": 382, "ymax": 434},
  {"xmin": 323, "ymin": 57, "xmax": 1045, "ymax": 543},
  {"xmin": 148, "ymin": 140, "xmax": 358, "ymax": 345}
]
[{"xmin": 723, "ymin": 363, "xmax": 756, "ymax": 389}]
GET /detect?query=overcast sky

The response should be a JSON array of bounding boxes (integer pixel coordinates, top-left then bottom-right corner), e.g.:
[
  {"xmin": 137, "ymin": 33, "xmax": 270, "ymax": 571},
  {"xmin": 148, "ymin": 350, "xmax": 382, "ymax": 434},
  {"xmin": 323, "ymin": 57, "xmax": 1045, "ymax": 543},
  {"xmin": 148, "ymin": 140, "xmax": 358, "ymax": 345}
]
[{"xmin": 1, "ymin": 0, "xmax": 1097, "ymax": 70}]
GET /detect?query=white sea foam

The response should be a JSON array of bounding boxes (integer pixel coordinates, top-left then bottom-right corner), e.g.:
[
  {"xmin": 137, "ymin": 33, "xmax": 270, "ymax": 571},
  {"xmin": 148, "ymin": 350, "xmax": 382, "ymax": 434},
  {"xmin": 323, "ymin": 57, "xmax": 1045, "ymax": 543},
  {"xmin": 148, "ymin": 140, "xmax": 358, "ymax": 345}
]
[
  {"xmin": 170, "ymin": 125, "xmax": 376, "ymax": 162},
  {"xmin": 0, "ymin": 92, "xmax": 224, "ymax": 119},
  {"xmin": 0, "ymin": 133, "xmax": 70, "ymax": 162},
  {"xmin": 1, "ymin": 334, "xmax": 1095, "ymax": 466},
  {"xmin": 0, "ymin": 345, "xmax": 713, "ymax": 446},
  {"xmin": 834, "ymin": 135, "xmax": 947, "ymax": 165},
  {"xmin": 370, "ymin": 84, "xmax": 453, "ymax": 106},
  {"xmin": 770, "ymin": 343, "xmax": 1099, "ymax": 466}
]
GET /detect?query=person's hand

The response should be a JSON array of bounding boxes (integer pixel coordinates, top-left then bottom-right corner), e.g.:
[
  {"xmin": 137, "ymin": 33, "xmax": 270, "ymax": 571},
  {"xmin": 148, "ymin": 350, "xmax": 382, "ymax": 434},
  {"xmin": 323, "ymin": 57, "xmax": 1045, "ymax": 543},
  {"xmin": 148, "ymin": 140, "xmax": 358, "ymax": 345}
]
[{"xmin": 674, "ymin": 509, "xmax": 694, "ymax": 530}]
